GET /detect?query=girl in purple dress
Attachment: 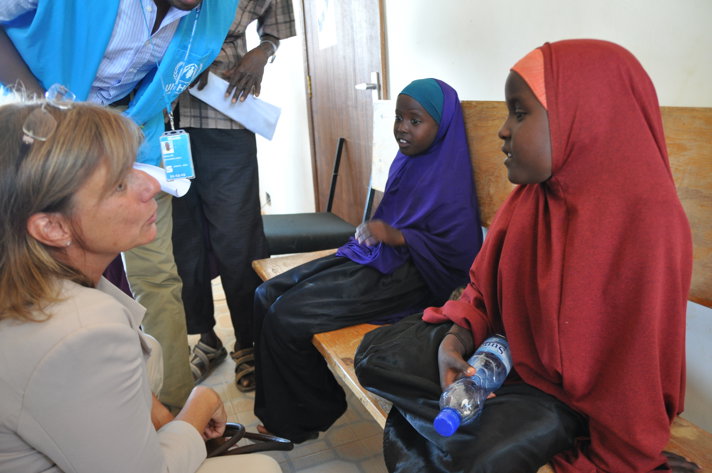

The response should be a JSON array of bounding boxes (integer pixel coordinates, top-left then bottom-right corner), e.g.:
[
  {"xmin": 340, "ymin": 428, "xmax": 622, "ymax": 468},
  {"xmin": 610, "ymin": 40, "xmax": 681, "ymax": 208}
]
[{"xmin": 253, "ymin": 78, "xmax": 482, "ymax": 443}]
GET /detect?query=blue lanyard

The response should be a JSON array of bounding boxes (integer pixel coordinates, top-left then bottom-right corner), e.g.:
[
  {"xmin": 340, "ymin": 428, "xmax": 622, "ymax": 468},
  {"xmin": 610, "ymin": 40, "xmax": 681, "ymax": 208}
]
[{"xmin": 139, "ymin": 0, "xmax": 201, "ymax": 130}]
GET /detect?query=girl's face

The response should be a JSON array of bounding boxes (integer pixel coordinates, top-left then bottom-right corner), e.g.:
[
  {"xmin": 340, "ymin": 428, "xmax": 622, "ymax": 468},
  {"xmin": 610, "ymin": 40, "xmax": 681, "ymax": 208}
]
[
  {"xmin": 498, "ymin": 71, "xmax": 552, "ymax": 184},
  {"xmin": 394, "ymin": 94, "xmax": 439, "ymax": 156}
]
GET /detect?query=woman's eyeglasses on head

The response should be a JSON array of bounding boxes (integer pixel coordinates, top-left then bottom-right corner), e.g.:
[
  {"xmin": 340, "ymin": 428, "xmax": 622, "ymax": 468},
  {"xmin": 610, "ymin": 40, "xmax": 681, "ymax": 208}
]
[{"xmin": 22, "ymin": 84, "xmax": 75, "ymax": 144}]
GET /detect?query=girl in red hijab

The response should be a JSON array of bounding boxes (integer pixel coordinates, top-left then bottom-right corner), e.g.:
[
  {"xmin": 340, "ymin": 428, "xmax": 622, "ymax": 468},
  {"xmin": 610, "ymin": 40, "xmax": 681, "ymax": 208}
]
[{"xmin": 355, "ymin": 40, "xmax": 697, "ymax": 472}]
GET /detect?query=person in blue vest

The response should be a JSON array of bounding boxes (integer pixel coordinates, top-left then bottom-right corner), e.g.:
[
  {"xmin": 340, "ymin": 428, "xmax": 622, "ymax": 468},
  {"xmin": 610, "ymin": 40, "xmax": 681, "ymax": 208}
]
[{"xmin": 0, "ymin": 0, "xmax": 239, "ymax": 414}]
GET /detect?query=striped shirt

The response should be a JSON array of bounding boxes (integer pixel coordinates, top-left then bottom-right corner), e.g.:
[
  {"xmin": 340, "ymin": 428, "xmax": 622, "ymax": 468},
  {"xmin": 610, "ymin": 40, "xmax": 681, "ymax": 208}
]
[
  {"xmin": 0, "ymin": 0, "xmax": 190, "ymax": 105},
  {"xmin": 177, "ymin": 0, "xmax": 296, "ymax": 129}
]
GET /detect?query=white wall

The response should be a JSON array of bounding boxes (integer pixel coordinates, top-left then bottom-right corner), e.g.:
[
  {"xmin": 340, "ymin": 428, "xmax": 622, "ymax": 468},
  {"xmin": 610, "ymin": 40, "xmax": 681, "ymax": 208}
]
[
  {"xmin": 248, "ymin": 1, "xmax": 315, "ymax": 215},
  {"xmin": 384, "ymin": 0, "xmax": 712, "ymax": 107},
  {"xmin": 383, "ymin": 0, "xmax": 712, "ymax": 431}
]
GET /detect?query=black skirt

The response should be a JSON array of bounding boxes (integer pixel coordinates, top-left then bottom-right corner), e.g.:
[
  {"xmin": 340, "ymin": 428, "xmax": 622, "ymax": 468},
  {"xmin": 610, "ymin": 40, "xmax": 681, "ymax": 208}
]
[
  {"xmin": 253, "ymin": 255, "xmax": 434, "ymax": 443},
  {"xmin": 355, "ymin": 314, "xmax": 587, "ymax": 473}
]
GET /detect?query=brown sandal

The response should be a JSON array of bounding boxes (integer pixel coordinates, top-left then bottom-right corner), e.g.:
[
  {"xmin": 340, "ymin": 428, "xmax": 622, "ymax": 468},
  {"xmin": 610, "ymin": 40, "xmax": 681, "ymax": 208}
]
[{"xmin": 231, "ymin": 347, "xmax": 256, "ymax": 392}]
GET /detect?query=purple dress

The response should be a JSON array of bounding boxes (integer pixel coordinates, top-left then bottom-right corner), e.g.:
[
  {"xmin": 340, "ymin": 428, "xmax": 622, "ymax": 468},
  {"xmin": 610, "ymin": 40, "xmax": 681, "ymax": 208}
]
[
  {"xmin": 337, "ymin": 79, "xmax": 482, "ymax": 302},
  {"xmin": 253, "ymin": 79, "xmax": 483, "ymax": 443}
]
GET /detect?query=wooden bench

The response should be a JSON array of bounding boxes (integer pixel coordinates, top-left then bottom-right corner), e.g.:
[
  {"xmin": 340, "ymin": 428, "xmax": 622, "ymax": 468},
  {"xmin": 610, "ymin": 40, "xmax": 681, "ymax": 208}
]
[{"xmin": 252, "ymin": 101, "xmax": 712, "ymax": 470}]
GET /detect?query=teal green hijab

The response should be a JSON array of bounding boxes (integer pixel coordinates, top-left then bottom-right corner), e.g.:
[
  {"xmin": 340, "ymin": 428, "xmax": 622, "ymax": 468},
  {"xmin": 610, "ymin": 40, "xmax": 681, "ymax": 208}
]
[{"xmin": 399, "ymin": 78, "xmax": 444, "ymax": 124}]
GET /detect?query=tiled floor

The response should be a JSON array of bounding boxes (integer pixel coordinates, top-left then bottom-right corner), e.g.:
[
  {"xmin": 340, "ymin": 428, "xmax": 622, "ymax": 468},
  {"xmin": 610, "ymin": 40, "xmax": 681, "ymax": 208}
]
[{"xmin": 189, "ymin": 279, "xmax": 387, "ymax": 473}]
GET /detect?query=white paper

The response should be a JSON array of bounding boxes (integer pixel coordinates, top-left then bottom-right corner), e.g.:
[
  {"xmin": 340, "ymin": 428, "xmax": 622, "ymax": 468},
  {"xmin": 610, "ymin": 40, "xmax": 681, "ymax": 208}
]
[
  {"xmin": 188, "ymin": 72, "xmax": 282, "ymax": 140},
  {"xmin": 133, "ymin": 162, "xmax": 191, "ymax": 198},
  {"xmin": 371, "ymin": 100, "xmax": 398, "ymax": 192}
]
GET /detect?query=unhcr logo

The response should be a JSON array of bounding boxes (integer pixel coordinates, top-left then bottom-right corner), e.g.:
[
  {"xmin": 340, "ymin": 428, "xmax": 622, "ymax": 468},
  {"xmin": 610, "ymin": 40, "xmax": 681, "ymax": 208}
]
[{"xmin": 165, "ymin": 61, "xmax": 202, "ymax": 95}]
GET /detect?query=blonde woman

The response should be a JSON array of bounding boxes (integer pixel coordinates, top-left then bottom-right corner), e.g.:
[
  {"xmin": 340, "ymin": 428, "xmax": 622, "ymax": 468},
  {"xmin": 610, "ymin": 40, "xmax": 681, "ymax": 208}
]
[{"xmin": 0, "ymin": 94, "xmax": 280, "ymax": 473}]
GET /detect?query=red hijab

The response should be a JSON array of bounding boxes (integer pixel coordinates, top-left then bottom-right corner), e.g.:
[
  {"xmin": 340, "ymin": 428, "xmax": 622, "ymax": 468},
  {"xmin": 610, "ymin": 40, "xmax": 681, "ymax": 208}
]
[{"xmin": 423, "ymin": 39, "xmax": 693, "ymax": 472}]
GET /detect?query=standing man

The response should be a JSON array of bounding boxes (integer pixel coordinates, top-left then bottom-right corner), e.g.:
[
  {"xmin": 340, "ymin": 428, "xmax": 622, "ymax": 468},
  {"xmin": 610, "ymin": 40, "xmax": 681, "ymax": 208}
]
[
  {"xmin": 172, "ymin": 0, "xmax": 295, "ymax": 391},
  {"xmin": 0, "ymin": 0, "xmax": 239, "ymax": 413}
]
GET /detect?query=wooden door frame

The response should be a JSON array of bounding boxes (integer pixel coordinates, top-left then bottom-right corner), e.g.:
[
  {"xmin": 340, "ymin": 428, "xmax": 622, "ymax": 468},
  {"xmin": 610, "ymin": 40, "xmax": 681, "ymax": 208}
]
[{"xmin": 297, "ymin": 0, "xmax": 390, "ymax": 212}]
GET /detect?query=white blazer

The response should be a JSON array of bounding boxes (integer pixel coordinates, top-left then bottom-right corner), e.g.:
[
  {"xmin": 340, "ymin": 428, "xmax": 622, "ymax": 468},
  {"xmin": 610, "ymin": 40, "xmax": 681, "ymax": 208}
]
[{"xmin": 0, "ymin": 278, "xmax": 205, "ymax": 473}]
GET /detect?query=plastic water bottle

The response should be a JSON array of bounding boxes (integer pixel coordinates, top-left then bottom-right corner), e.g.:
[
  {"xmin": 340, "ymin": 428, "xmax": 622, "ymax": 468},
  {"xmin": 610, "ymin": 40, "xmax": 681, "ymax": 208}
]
[{"xmin": 433, "ymin": 334, "xmax": 512, "ymax": 436}]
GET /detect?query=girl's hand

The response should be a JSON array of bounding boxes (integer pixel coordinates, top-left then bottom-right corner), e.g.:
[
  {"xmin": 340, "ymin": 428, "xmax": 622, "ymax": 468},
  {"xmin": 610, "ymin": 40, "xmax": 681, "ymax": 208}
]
[
  {"xmin": 438, "ymin": 325, "xmax": 475, "ymax": 391},
  {"xmin": 355, "ymin": 220, "xmax": 405, "ymax": 246}
]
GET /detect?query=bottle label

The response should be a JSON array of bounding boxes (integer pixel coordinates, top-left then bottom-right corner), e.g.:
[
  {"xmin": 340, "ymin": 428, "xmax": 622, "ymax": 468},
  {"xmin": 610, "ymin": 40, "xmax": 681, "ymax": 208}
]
[{"xmin": 476, "ymin": 336, "xmax": 512, "ymax": 373}]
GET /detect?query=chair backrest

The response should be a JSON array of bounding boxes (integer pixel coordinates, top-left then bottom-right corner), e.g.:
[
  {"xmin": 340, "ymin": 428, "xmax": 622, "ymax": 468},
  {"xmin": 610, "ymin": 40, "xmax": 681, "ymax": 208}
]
[
  {"xmin": 460, "ymin": 101, "xmax": 712, "ymax": 309},
  {"xmin": 364, "ymin": 99, "xmax": 512, "ymax": 226},
  {"xmin": 367, "ymin": 99, "xmax": 712, "ymax": 308},
  {"xmin": 659, "ymin": 106, "xmax": 712, "ymax": 307},
  {"xmin": 461, "ymin": 102, "xmax": 515, "ymax": 228}
]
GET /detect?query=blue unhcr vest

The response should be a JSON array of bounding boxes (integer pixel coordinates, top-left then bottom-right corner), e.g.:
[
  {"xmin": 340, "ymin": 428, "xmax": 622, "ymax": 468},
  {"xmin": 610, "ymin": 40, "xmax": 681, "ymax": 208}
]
[{"xmin": 4, "ymin": 0, "xmax": 239, "ymax": 165}]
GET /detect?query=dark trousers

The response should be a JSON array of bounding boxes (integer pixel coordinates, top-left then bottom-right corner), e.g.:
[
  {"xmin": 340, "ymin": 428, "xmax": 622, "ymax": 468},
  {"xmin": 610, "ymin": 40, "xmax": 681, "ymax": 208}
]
[
  {"xmin": 355, "ymin": 314, "xmax": 587, "ymax": 473},
  {"xmin": 172, "ymin": 128, "xmax": 268, "ymax": 348},
  {"xmin": 253, "ymin": 255, "xmax": 433, "ymax": 443}
]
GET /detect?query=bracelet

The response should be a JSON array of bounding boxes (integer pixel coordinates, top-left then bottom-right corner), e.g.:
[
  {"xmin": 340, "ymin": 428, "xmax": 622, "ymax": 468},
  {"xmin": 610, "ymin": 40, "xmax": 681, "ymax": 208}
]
[
  {"xmin": 444, "ymin": 331, "xmax": 470, "ymax": 351},
  {"xmin": 260, "ymin": 39, "xmax": 278, "ymax": 63}
]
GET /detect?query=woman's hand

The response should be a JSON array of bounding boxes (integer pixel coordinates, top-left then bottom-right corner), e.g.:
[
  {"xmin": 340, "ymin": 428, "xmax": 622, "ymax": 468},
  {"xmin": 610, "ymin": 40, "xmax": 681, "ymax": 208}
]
[
  {"xmin": 437, "ymin": 325, "xmax": 475, "ymax": 391},
  {"xmin": 201, "ymin": 401, "xmax": 227, "ymax": 440},
  {"xmin": 175, "ymin": 386, "xmax": 227, "ymax": 440},
  {"xmin": 151, "ymin": 393, "xmax": 174, "ymax": 430},
  {"xmin": 355, "ymin": 220, "xmax": 405, "ymax": 247}
]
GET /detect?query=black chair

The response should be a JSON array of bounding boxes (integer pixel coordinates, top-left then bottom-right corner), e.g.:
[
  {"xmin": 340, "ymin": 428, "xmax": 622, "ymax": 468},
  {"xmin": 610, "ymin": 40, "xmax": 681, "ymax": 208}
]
[{"xmin": 262, "ymin": 138, "xmax": 357, "ymax": 255}]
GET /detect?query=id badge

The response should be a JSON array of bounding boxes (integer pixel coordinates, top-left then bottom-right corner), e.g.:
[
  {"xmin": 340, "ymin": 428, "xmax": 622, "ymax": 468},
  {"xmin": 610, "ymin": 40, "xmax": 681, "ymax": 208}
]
[{"xmin": 160, "ymin": 130, "xmax": 195, "ymax": 180}]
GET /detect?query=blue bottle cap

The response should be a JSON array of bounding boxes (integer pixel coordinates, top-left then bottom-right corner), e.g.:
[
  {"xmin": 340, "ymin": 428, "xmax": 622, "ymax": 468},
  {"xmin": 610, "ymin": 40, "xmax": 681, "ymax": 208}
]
[{"xmin": 434, "ymin": 408, "xmax": 461, "ymax": 437}]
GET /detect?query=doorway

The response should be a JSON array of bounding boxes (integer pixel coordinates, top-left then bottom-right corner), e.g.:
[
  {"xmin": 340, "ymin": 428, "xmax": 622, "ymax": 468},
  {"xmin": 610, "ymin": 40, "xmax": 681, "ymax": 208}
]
[{"xmin": 300, "ymin": 0, "xmax": 388, "ymax": 225}]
